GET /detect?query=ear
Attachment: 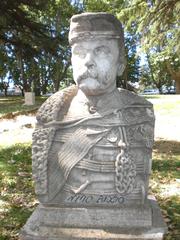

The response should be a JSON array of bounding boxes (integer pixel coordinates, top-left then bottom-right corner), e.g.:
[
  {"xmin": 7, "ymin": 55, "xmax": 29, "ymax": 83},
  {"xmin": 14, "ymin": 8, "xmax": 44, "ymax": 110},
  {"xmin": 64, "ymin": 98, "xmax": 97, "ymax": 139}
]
[{"xmin": 117, "ymin": 63, "xmax": 126, "ymax": 76}]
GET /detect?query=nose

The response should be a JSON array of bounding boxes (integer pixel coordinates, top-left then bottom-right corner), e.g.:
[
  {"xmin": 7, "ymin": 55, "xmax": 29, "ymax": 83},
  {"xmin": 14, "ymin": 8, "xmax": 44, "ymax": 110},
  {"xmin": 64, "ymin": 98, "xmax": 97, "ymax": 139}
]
[{"xmin": 84, "ymin": 52, "xmax": 96, "ymax": 69}]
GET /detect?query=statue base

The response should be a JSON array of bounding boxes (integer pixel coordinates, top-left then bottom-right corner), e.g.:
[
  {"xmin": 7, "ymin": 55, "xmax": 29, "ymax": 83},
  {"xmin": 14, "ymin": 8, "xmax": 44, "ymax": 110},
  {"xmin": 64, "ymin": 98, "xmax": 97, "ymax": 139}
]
[{"xmin": 19, "ymin": 196, "xmax": 167, "ymax": 240}]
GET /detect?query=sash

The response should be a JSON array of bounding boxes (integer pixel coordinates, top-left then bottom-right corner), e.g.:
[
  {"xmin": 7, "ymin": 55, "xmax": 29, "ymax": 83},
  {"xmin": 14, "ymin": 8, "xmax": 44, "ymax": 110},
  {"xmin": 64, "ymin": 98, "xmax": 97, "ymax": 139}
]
[
  {"xmin": 49, "ymin": 127, "xmax": 110, "ymax": 201},
  {"xmin": 58, "ymin": 128, "xmax": 109, "ymax": 180}
]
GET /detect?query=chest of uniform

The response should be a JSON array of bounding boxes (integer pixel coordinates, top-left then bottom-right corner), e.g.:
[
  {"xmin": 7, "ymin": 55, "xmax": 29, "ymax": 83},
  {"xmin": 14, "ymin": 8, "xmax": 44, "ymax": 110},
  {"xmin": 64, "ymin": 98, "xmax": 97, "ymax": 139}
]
[{"xmin": 56, "ymin": 121, "xmax": 153, "ymax": 206}]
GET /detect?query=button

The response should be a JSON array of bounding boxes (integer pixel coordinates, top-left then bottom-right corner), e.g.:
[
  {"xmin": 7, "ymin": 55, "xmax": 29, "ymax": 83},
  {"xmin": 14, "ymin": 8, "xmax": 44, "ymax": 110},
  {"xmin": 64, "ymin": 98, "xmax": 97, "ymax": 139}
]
[
  {"xmin": 89, "ymin": 106, "xmax": 97, "ymax": 114},
  {"xmin": 107, "ymin": 131, "xmax": 118, "ymax": 143},
  {"xmin": 107, "ymin": 136, "xmax": 118, "ymax": 143}
]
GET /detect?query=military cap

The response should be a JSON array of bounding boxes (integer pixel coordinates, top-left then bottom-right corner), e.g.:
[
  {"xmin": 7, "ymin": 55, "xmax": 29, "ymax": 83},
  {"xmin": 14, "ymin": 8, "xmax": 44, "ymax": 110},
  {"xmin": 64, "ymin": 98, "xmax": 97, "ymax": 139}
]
[{"xmin": 69, "ymin": 12, "xmax": 124, "ymax": 45}]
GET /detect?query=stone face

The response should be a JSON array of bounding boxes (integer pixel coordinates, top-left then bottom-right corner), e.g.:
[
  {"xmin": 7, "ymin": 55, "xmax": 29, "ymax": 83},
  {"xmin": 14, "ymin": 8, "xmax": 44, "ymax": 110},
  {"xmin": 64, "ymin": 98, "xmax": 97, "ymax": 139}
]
[{"xmin": 20, "ymin": 12, "xmax": 167, "ymax": 240}]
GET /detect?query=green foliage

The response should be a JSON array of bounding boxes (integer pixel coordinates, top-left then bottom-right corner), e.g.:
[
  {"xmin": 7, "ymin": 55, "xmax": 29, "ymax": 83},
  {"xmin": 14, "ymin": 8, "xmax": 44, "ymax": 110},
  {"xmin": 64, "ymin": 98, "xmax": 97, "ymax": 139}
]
[
  {"xmin": 83, "ymin": 0, "xmax": 111, "ymax": 12},
  {"xmin": 84, "ymin": 0, "xmax": 124, "ymax": 14},
  {"xmin": 0, "ymin": 0, "xmax": 179, "ymax": 93},
  {"xmin": 117, "ymin": 0, "xmax": 180, "ymax": 92},
  {"xmin": 151, "ymin": 140, "xmax": 180, "ymax": 239},
  {"xmin": 125, "ymin": 32, "xmax": 140, "ymax": 82},
  {"xmin": 0, "ymin": 0, "xmax": 53, "ymax": 54},
  {"xmin": 0, "ymin": 0, "xmax": 81, "ymax": 94},
  {"xmin": 118, "ymin": 0, "xmax": 180, "ymax": 54},
  {"xmin": 140, "ymin": 53, "xmax": 173, "ymax": 92}
]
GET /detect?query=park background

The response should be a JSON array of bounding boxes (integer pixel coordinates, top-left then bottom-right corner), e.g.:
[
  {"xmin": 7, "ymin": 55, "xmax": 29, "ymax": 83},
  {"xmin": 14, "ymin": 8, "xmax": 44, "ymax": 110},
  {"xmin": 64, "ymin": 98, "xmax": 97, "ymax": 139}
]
[{"xmin": 0, "ymin": 1, "xmax": 180, "ymax": 240}]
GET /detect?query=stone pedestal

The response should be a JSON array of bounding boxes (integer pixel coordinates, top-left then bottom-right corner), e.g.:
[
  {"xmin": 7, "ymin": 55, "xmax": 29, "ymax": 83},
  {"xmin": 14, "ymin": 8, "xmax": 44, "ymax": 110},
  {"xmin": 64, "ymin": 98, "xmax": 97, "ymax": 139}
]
[
  {"xmin": 20, "ymin": 196, "xmax": 167, "ymax": 240},
  {"xmin": 24, "ymin": 92, "xmax": 35, "ymax": 106}
]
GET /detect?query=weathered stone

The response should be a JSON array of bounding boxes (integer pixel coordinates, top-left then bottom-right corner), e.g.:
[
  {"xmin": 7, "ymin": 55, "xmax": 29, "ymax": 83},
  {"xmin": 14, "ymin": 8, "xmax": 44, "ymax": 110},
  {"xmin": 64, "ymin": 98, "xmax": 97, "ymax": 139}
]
[
  {"xmin": 24, "ymin": 92, "xmax": 35, "ymax": 106},
  {"xmin": 20, "ymin": 12, "xmax": 167, "ymax": 240},
  {"xmin": 20, "ymin": 196, "xmax": 167, "ymax": 239}
]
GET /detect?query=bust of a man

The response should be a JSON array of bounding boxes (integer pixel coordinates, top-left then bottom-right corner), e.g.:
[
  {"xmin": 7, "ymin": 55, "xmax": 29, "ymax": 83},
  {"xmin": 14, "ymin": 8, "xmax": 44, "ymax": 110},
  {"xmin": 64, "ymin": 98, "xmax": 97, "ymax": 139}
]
[{"xmin": 33, "ymin": 13, "xmax": 155, "ymax": 206}]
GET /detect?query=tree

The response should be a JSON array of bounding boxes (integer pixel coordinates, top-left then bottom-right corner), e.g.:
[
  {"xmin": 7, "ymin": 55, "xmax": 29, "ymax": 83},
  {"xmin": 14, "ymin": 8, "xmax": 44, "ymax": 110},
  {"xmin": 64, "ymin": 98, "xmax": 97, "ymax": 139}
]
[
  {"xmin": 35, "ymin": 0, "xmax": 82, "ymax": 92},
  {"xmin": 0, "ymin": 0, "xmax": 55, "ymax": 53},
  {"xmin": 0, "ymin": 81, "xmax": 9, "ymax": 96},
  {"xmin": 139, "ymin": 54, "xmax": 172, "ymax": 93},
  {"xmin": 116, "ymin": 31, "xmax": 140, "ymax": 90},
  {"xmin": 118, "ymin": 0, "xmax": 180, "ymax": 93},
  {"xmin": 0, "ymin": 46, "xmax": 8, "ymax": 82},
  {"xmin": 83, "ymin": 0, "xmax": 124, "ymax": 13},
  {"xmin": 0, "ymin": 0, "xmax": 83, "ymax": 95},
  {"xmin": 0, "ymin": 0, "xmax": 55, "ymax": 95}
]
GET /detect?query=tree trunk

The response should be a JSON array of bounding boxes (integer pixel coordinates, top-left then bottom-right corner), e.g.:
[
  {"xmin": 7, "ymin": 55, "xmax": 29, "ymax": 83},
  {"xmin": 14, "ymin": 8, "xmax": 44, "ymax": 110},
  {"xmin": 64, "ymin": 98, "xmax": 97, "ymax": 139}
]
[
  {"xmin": 21, "ymin": 88, "xmax": 24, "ymax": 96},
  {"xmin": 4, "ymin": 88, "xmax": 7, "ymax": 97},
  {"xmin": 54, "ymin": 63, "xmax": 69, "ymax": 92},
  {"xmin": 54, "ymin": 78, "xmax": 60, "ymax": 92},
  {"xmin": 146, "ymin": 53, "xmax": 156, "ymax": 83},
  {"xmin": 122, "ymin": 66, "xmax": 128, "ymax": 89},
  {"xmin": 17, "ymin": 50, "xmax": 29, "ymax": 92},
  {"xmin": 166, "ymin": 62, "xmax": 180, "ymax": 94},
  {"xmin": 42, "ymin": 78, "xmax": 48, "ymax": 94},
  {"xmin": 33, "ymin": 78, "xmax": 41, "ymax": 96},
  {"xmin": 41, "ymin": 71, "xmax": 48, "ymax": 95},
  {"xmin": 175, "ymin": 77, "xmax": 180, "ymax": 94}
]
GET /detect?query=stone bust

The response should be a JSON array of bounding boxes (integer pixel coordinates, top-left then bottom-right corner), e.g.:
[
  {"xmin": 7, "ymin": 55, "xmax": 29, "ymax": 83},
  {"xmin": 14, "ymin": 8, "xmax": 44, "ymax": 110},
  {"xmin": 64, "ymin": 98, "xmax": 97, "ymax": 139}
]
[
  {"xmin": 33, "ymin": 12, "xmax": 155, "ymax": 206},
  {"xmin": 21, "ymin": 13, "xmax": 167, "ymax": 240}
]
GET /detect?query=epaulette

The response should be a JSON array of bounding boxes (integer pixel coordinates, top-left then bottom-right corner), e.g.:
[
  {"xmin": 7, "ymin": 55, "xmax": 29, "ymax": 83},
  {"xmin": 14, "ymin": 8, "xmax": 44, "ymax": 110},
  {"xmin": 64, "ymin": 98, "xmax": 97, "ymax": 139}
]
[
  {"xmin": 115, "ymin": 89, "xmax": 155, "ymax": 126},
  {"xmin": 36, "ymin": 85, "xmax": 78, "ymax": 125},
  {"xmin": 118, "ymin": 88, "xmax": 153, "ymax": 107}
]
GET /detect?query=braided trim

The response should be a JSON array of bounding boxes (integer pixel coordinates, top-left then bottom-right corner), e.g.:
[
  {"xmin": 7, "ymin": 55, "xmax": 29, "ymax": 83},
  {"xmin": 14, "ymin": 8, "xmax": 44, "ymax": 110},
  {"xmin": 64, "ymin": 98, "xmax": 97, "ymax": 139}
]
[
  {"xmin": 36, "ymin": 85, "xmax": 78, "ymax": 124},
  {"xmin": 115, "ymin": 127, "xmax": 136, "ymax": 195}
]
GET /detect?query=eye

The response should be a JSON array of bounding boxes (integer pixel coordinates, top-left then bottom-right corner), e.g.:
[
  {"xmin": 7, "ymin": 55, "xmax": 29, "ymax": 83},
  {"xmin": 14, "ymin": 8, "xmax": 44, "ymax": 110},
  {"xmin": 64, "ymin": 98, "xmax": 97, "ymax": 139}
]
[
  {"xmin": 94, "ymin": 46, "xmax": 110, "ymax": 56},
  {"xmin": 73, "ymin": 47, "xmax": 86, "ymax": 58}
]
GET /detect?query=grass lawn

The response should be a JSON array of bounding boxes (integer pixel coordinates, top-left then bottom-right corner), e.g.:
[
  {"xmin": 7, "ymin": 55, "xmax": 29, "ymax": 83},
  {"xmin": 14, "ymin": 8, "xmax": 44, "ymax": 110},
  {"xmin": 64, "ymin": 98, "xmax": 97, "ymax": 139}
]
[
  {"xmin": 0, "ymin": 96, "xmax": 47, "ymax": 119},
  {"xmin": 151, "ymin": 140, "xmax": 180, "ymax": 239},
  {"xmin": 0, "ymin": 94, "xmax": 180, "ymax": 239},
  {"xmin": 144, "ymin": 94, "xmax": 180, "ymax": 117},
  {"xmin": 0, "ymin": 144, "xmax": 36, "ymax": 240}
]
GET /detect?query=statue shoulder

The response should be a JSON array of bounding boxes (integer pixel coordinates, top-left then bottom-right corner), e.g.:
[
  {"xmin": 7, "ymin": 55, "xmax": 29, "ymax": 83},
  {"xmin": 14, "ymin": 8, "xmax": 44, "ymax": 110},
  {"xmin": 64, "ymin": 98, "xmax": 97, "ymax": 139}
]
[
  {"xmin": 36, "ymin": 85, "xmax": 78, "ymax": 125},
  {"xmin": 117, "ymin": 88, "xmax": 153, "ymax": 107},
  {"xmin": 117, "ymin": 88, "xmax": 155, "ymax": 124}
]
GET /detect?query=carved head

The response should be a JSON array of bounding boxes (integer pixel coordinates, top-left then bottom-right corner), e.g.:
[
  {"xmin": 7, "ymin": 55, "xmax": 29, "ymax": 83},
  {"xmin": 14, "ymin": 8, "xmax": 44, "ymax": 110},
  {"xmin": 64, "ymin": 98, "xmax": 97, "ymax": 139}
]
[{"xmin": 69, "ymin": 12, "xmax": 126, "ymax": 96}]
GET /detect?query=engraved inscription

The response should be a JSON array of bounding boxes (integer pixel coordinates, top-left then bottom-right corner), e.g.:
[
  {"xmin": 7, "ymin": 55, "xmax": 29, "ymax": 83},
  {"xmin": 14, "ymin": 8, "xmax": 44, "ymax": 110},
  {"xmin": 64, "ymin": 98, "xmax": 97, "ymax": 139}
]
[{"xmin": 65, "ymin": 194, "xmax": 125, "ymax": 204}]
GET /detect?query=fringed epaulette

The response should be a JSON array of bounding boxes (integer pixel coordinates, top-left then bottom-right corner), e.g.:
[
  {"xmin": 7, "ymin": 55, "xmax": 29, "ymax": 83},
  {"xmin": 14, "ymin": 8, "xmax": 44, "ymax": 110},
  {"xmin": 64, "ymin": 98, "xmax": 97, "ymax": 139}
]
[
  {"xmin": 116, "ymin": 88, "xmax": 155, "ymax": 126},
  {"xmin": 118, "ymin": 88, "xmax": 153, "ymax": 107},
  {"xmin": 36, "ymin": 85, "xmax": 78, "ymax": 125}
]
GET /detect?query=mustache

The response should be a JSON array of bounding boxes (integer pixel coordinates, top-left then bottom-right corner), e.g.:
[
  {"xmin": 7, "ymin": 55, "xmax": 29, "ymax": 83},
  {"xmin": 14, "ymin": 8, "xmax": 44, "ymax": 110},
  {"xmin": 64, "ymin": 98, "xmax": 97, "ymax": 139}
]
[{"xmin": 77, "ymin": 71, "xmax": 98, "ymax": 83}]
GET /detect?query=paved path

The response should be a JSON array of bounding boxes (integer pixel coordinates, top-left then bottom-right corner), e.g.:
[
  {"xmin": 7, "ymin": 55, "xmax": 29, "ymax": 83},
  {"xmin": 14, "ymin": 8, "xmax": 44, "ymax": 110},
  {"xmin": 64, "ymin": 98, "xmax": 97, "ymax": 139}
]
[{"xmin": 0, "ymin": 115, "xmax": 36, "ymax": 146}]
